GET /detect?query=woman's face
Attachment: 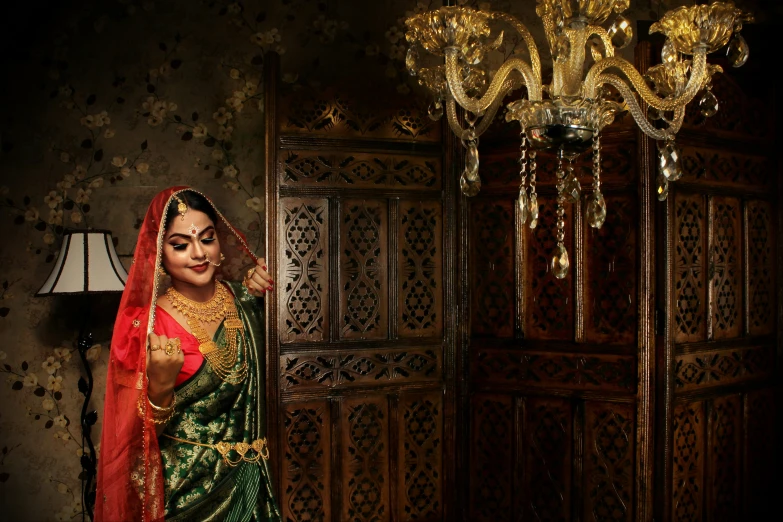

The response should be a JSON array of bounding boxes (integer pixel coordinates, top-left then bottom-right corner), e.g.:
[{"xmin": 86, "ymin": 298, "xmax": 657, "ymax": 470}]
[{"xmin": 161, "ymin": 209, "xmax": 221, "ymax": 289}]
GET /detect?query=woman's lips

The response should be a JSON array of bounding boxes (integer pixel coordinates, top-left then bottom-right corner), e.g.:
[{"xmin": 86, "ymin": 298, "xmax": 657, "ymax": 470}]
[{"xmin": 190, "ymin": 263, "xmax": 209, "ymax": 272}]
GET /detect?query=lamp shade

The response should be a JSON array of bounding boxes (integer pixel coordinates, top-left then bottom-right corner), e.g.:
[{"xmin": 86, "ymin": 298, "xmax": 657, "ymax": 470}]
[{"xmin": 35, "ymin": 229, "xmax": 128, "ymax": 296}]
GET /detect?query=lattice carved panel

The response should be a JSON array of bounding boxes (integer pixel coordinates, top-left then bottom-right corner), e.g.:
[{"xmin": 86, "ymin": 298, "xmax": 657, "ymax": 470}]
[
  {"xmin": 671, "ymin": 401, "xmax": 704, "ymax": 522},
  {"xmin": 522, "ymin": 397, "xmax": 572, "ymax": 522},
  {"xmin": 674, "ymin": 346, "xmax": 774, "ymax": 392},
  {"xmin": 679, "ymin": 147, "xmax": 771, "ymax": 189},
  {"xmin": 744, "ymin": 388, "xmax": 776, "ymax": 520},
  {"xmin": 674, "ymin": 194, "xmax": 706, "ymax": 343},
  {"xmin": 473, "ymin": 349, "xmax": 635, "ymax": 392},
  {"xmin": 281, "ymin": 151, "xmax": 441, "ymax": 190},
  {"xmin": 748, "ymin": 200, "xmax": 776, "ymax": 336},
  {"xmin": 341, "ymin": 398, "xmax": 390, "ymax": 522},
  {"xmin": 707, "ymin": 395, "xmax": 741, "ymax": 522},
  {"xmin": 280, "ymin": 199, "xmax": 328, "ymax": 343},
  {"xmin": 711, "ymin": 197, "xmax": 742, "ymax": 339},
  {"xmin": 585, "ymin": 193, "xmax": 637, "ymax": 345},
  {"xmin": 281, "ymin": 348, "xmax": 441, "ymax": 391},
  {"xmin": 279, "ymin": 89, "xmax": 439, "ymax": 141},
  {"xmin": 340, "ymin": 200, "xmax": 388, "ymax": 340},
  {"xmin": 399, "ymin": 393, "xmax": 443, "ymax": 521},
  {"xmin": 471, "ymin": 199, "xmax": 515, "ymax": 338},
  {"xmin": 583, "ymin": 402, "xmax": 635, "ymax": 522},
  {"xmin": 399, "ymin": 201, "xmax": 442, "ymax": 337},
  {"xmin": 469, "ymin": 395, "xmax": 513, "ymax": 522},
  {"xmin": 526, "ymin": 195, "xmax": 574, "ymax": 340},
  {"xmin": 282, "ymin": 401, "xmax": 331, "ymax": 522}
]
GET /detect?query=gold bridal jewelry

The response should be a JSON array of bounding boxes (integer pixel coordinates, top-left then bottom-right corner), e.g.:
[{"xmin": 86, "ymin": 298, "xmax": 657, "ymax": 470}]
[
  {"xmin": 165, "ymin": 282, "xmax": 248, "ymax": 384},
  {"xmin": 206, "ymin": 252, "xmax": 225, "ymax": 267},
  {"xmin": 161, "ymin": 434, "xmax": 270, "ymax": 467},
  {"xmin": 137, "ymin": 393, "xmax": 177, "ymax": 425},
  {"xmin": 174, "ymin": 195, "xmax": 188, "ymax": 221},
  {"xmin": 164, "ymin": 338, "xmax": 181, "ymax": 356}
]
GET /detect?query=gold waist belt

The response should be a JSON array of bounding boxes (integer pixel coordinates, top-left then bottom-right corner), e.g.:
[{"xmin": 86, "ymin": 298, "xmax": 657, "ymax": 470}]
[{"xmin": 162, "ymin": 434, "xmax": 269, "ymax": 467}]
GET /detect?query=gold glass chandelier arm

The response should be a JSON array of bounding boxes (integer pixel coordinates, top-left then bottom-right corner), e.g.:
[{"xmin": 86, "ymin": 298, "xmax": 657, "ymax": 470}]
[
  {"xmin": 490, "ymin": 11, "xmax": 542, "ymax": 84},
  {"xmin": 586, "ymin": 25, "xmax": 615, "ymax": 59},
  {"xmin": 598, "ymin": 74, "xmax": 674, "ymax": 141},
  {"xmin": 445, "ymin": 79, "xmax": 513, "ymax": 140},
  {"xmin": 585, "ymin": 48, "xmax": 707, "ymax": 111},
  {"xmin": 445, "ymin": 49, "xmax": 542, "ymax": 115},
  {"xmin": 562, "ymin": 26, "xmax": 590, "ymax": 96}
]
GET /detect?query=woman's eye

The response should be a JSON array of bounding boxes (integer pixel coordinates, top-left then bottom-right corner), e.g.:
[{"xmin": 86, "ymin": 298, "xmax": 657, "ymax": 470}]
[
  {"xmin": 171, "ymin": 244, "xmax": 187, "ymax": 251},
  {"xmin": 202, "ymin": 237, "xmax": 216, "ymax": 244}
]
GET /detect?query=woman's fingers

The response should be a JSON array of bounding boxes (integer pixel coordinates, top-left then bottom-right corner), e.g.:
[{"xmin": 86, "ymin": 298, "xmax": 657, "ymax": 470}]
[{"xmin": 245, "ymin": 257, "xmax": 273, "ymax": 295}]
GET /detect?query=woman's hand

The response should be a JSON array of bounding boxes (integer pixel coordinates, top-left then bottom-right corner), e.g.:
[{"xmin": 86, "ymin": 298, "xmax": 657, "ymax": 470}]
[
  {"xmin": 146, "ymin": 333, "xmax": 184, "ymax": 407},
  {"xmin": 243, "ymin": 257, "xmax": 274, "ymax": 296}
]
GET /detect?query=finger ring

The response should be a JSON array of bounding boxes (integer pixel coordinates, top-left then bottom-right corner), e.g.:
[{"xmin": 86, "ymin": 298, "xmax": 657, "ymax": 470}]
[
  {"xmin": 150, "ymin": 344, "xmax": 161, "ymax": 351},
  {"xmin": 165, "ymin": 338, "xmax": 181, "ymax": 356},
  {"xmin": 247, "ymin": 268, "xmax": 256, "ymax": 278}
]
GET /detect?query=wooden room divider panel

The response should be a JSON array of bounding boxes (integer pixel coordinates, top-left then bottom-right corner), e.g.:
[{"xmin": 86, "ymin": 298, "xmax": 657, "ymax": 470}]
[{"xmin": 264, "ymin": 54, "xmax": 456, "ymax": 522}]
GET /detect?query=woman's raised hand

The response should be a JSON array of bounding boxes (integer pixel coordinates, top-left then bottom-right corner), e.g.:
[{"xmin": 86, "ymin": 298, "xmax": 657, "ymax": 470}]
[
  {"xmin": 243, "ymin": 257, "xmax": 274, "ymax": 296},
  {"xmin": 146, "ymin": 332, "xmax": 184, "ymax": 406}
]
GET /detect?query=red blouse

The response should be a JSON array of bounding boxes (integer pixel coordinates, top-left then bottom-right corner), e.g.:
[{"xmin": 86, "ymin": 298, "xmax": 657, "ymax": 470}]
[{"xmin": 152, "ymin": 307, "xmax": 205, "ymax": 386}]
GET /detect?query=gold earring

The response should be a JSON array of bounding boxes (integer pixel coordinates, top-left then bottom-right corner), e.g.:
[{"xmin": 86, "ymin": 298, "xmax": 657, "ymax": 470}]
[{"xmin": 158, "ymin": 266, "xmax": 167, "ymax": 276}]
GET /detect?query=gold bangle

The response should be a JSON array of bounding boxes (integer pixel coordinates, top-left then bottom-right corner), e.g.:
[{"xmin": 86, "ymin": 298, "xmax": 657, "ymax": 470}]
[{"xmin": 136, "ymin": 393, "xmax": 177, "ymax": 425}]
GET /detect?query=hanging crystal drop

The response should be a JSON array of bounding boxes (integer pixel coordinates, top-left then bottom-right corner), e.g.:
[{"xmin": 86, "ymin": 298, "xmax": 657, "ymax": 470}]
[
  {"xmin": 647, "ymin": 105, "xmax": 662, "ymax": 121},
  {"xmin": 406, "ymin": 46, "xmax": 419, "ymax": 76},
  {"xmin": 586, "ymin": 191, "xmax": 607, "ymax": 229},
  {"xmin": 698, "ymin": 90, "xmax": 718, "ymax": 117},
  {"xmin": 518, "ymin": 187, "xmax": 529, "ymax": 224},
  {"xmin": 656, "ymin": 173, "xmax": 669, "ymax": 201},
  {"xmin": 551, "ymin": 243, "xmax": 569, "ymax": 279},
  {"xmin": 661, "ymin": 39, "xmax": 677, "ymax": 64},
  {"xmin": 460, "ymin": 141, "xmax": 481, "ymax": 197},
  {"xmin": 563, "ymin": 173, "xmax": 581, "ymax": 204},
  {"xmin": 528, "ymin": 193, "xmax": 539, "ymax": 229},
  {"xmin": 726, "ymin": 34, "xmax": 749, "ymax": 68},
  {"xmin": 608, "ymin": 14, "xmax": 633, "ymax": 49},
  {"xmin": 658, "ymin": 141, "xmax": 682, "ymax": 181},
  {"xmin": 554, "ymin": 35, "xmax": 570, "ymax": 61},
  {"xmin": 428, "ymin": 99, "xmax": 444, "ymax": 121}
]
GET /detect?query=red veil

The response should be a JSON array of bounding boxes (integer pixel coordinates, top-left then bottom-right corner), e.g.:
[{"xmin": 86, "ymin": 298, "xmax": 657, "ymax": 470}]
[{"xmin": 95, "ymin": 187, "xmax": 257, "ymax": 522}]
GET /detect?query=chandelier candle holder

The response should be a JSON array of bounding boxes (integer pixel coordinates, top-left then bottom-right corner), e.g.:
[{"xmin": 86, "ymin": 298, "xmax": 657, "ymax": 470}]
[{"xmin": 405, "ymin": 1, "xmax": 752, "ymax": 278}]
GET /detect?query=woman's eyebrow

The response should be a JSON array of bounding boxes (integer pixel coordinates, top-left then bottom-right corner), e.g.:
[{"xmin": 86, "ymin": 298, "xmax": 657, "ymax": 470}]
[{"xmin": 166, "ymin": 225, "xmax": 216, "ymax": 241}]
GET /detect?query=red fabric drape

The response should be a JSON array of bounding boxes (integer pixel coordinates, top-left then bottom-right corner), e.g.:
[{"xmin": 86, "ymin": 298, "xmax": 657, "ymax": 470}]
[{"xmin": 94, "ymin": 187, "xmax": 256, "ymax": 522}]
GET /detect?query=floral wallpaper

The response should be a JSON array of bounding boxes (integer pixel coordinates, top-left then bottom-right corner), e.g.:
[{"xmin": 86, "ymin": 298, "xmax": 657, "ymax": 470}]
[{"xmin": 0, "ymin": 0, "xmax": 767, "ymax": 519}]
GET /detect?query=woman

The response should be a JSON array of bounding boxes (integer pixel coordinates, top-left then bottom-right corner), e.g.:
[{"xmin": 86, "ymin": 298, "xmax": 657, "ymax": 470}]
[{"xmin": 95, "ymin": 187, "xmax": 281, "ymax": 522}]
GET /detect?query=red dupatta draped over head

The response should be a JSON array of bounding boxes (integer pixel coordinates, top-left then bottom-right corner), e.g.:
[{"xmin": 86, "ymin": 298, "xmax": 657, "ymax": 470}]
[{"xmin": 95, "ymin": 186, "xmax": 257, "ymax": 522}]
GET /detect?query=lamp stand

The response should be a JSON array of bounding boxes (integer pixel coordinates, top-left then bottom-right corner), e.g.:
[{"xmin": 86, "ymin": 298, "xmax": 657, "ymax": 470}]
[{"xmin": 76, "ymin": 297, "xmax": 98, "ymax": 521}]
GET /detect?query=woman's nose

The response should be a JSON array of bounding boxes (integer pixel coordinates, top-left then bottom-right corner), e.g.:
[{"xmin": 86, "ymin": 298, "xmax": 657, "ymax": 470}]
[{"xmin": 191, "ymin": 240, "xmax": 206, "ymax": 259}]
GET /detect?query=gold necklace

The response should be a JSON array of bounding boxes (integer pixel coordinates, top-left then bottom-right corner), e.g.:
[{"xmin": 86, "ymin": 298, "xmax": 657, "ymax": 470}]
[{"xmin": 166, "ymin": 282, "xmax": 247, "ymax": 384}]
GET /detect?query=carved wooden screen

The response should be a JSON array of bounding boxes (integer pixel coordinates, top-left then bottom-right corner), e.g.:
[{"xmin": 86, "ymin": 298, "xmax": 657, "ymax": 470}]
[
  {"xmin": 264, "ymin": 55, "xmax": 455, "ymax": 522},
  {"xmin": 465, "ymin": 111, "xmax": 649, "ymax": 519},
  {"xmin": 661, "ymin": 67, "xmax": 778, "ymax": 522}
]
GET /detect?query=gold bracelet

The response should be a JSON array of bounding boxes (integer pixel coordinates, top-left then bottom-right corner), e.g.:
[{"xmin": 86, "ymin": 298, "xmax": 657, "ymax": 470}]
[{"xmin": 136, "ymin": 393, "xmax": 177, "ymax": 425}]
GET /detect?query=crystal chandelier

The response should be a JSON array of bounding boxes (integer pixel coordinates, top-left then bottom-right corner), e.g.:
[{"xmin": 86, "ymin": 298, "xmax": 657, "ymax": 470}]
[{"xmin": 405, "ymin": 1, "xmax": 752, "ymax": 278}]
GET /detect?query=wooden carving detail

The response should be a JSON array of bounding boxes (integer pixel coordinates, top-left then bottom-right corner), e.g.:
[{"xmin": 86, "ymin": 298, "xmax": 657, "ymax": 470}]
[
  {"xmin": 679, "ymin": 147, "xmax": 771, "ymax": 189},
  {"xmin": 744, "ymin": 388, "xmax": 776, "ymax": 520},
  {"xmin": 585, "ymin": 193, "xmax": 636, "ymax": 345},
  {"xmin": 712, "ymin": 197, "xmax": 742, "ymax": 339},
  {"xmin": 473, "ymin": 349, "xmax": 635, "ymax": 392},
  {"xmin": 674, "ymin": 346, "xmax": 774, "ymax": 391},
  {"xmin": 674, "ymin": 194, "xmax": 706, "ymax": 343},
  {"xmin": 584, "ymin": 402, "xmax": 635, "ymax": 522},
  {"xmin": 524, "ymin": 398, "xmax": 572, "ymax": 521},
  {"xmin": 748, "ymin": 200, "xmax": 775, "ymax": 336},
  {"xmin": 283, "ymin": 402, "xmax": 331, "ymax": 522},
  {"xmin": 281, "ymin": 199, "xmax": 328, "ymax": 343},
  {"xmin": 399, "ymin": 201, "xmax": 442, "ymax": 337},
  {"xmin": 471, "ymin": 199, "xmax": 515, "ymax": 338},
  {"xmin": 341, "ymin": 200, "xmax": 388, "ymax": 340},
  {"xmin": 282, "ymin": 151, "xmax": 440, "ymax": 189},
  {"xmin": 527, "ymin": 195, "xmax": 574, "ymax": 340},
  {"xmin": 707, "ymin": 395, "xmax": 741, "ymax": 522},
  {"xmin": 672, "ymin": 401, "xmax": 704, "ymax": 522},
  {"xmin": 470, "ymin": 395, "xmax": 513, "ymax": 522},
  {"xmin": 342, "ymin": 398, "xmax": 389, "ymax": 522},
  {"xmin": 280, "ymin": 90, "xmax": 438, "ymax": 140},
  {"xmin": 400, "ymin": 394, "xmax": 442, "ymax": 521},
  {"xmin": 281, "ymin": 348, "xmax": 440, "ymax": 391}
]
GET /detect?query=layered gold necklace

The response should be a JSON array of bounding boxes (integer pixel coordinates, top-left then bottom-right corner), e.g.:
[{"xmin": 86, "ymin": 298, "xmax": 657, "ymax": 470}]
[{"xmin": 166, "ymin": 282, "xmax": 247, "ymax": 384}]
